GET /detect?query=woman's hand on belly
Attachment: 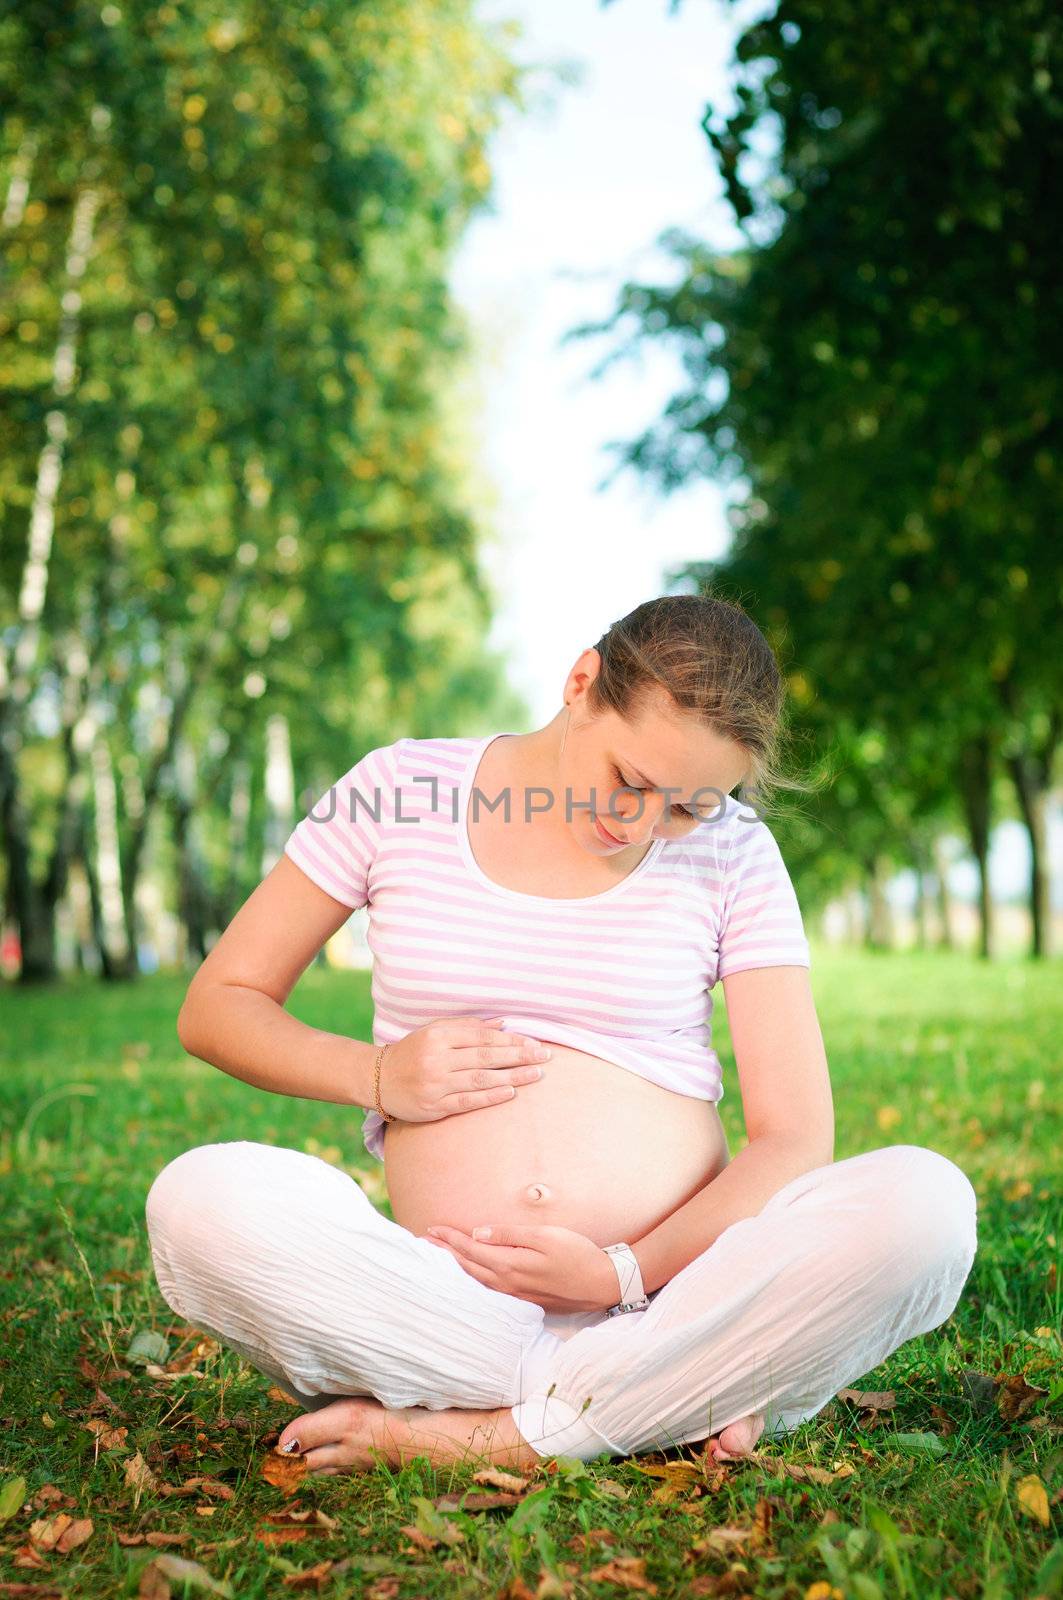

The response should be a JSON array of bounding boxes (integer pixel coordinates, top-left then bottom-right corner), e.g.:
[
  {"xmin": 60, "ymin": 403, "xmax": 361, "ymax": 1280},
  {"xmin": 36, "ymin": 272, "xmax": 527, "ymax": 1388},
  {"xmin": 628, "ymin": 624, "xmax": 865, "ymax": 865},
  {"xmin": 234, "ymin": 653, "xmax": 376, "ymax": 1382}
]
[
  {"xmin": 383, "ymin": 1042, "xmax": 730, "ymax": 1245},
  {"xmin": 423, "ymin": 1222, "xmax": 621, "ymax": 1315}
]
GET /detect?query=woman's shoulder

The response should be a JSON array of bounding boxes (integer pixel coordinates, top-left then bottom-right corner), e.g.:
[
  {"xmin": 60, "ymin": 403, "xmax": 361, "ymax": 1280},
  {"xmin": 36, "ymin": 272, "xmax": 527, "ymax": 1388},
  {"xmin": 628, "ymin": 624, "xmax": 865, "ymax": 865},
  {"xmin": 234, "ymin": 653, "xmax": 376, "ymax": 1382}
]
[{"xmin": 390, "ymin": 732, "xmax": 480, "ymax": 779}]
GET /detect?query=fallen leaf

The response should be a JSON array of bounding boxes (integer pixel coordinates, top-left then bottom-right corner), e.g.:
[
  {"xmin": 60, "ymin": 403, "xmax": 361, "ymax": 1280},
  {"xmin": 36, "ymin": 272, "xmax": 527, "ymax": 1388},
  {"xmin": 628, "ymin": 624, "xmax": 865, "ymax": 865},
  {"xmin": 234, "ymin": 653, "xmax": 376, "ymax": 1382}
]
[
  {"xmin": 263, "ymin": 1506, "xmax": 338, "ymax": 1531},
  {"xmin": 138, "ymin": 1554, "xmax": 233, "ymax": 1597},
  {"xmin": 267, "ymin": 1384, "xmax": 301, "ymax": 1404},
  {"xmin": 124, "ymin": 1450, "xmax": 160, "ymax": 1507},
  {"xmin": 630, "ymin": 1460, "xmax": 702, "ymax": 1501},
  {"xmin": 1015, "ymin": 1473, "xmax": 1050, "ymax": 1527},
  {"xmin": 996, "ymin": 1373, "xmax": 1048, "ymax": 1422},
  {"xmin": 0, "ymin": 1476, "xmax": 27, "ymax": 1522},
  {"xmin": 692, "ymin": 1525, "xmax": 754, "ymax": 1555},
  {"xmin": 751, "ymin": 1455, "xmax": 852, "ymax": 1485},
  {"xmin": 159, "ymin": 1477, "xmax": 234, "ymax": 1501},
  {"xmin": 28, "ymin": 1486, "xmax": 75, "ymax": 1512},
  {"xmin": 566, "ymin": 1528, "xmax": 619, "ymax": 1553},
  {"xmin": 528, "ymin": 1574, "xmax": 574, "ymax": 1600},
  {"xmin": 890, "ymin": 1432, "xmax": 948, "ymax": 1456},
  {"xmin": 28, "ymin": 1512, "xmax": 94, "ymax": 1554},
  {"xmin": 836, "ymin": 1388, "xmax": 896, "ymax": 1411},
  {"xmin": 584, "ymin": 1556, "xmax": 657, "ymax": 1593},
  {"xmin": 82, "ymin": 1419, "xmax": 129, "ymax": 1451},
  {"xmin": 471, "ymin": 1467, "xmax": 529, "ymax": 1492},
  {"xmin": 117, "ymin": 1531, "xmax": 192, "ymax": 1548},
  {"xmin": 261, "ymin": 1452, "xmax": 306, "ymax": 1491},
  {"xmin": 434, "ymin": 1490, "xmax": 521, "ymax": 1512},
  {"xmin": 280, "ymin": 1559, "xmax": 336, "ymax": 1590},
  {"xmin": 254, "ymin": 1525, "xmax": 311, "ymax": 1546}
]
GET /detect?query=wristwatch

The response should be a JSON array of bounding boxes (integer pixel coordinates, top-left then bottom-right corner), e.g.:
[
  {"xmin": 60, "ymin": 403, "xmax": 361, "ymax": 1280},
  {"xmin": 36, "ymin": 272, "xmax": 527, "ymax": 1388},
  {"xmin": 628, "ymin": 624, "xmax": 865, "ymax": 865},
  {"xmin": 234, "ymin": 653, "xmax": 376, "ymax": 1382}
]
[{"xmin": 603, "ymin": 1242, "xmax": 650, "ymax": 1316}]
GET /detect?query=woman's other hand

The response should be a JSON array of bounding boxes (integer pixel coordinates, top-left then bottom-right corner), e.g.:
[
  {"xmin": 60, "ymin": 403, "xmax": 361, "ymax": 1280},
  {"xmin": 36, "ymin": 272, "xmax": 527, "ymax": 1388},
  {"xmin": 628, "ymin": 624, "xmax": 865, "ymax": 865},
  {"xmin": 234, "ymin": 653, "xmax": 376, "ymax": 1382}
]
[
  {"xmin": 379, "ymin": 1018, "xmax": 551, "ymax": 1123},
  {"xmin": 421, "ymin": 1222, "xmax": 621, "ymax": 1314}
]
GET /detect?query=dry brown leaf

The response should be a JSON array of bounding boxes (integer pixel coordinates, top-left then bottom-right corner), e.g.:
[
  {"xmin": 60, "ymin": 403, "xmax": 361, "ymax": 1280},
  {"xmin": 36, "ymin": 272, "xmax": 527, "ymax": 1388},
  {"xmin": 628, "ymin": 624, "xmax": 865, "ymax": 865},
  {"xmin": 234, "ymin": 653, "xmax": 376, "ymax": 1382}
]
[
  {"xmin": 125, "ymin": 1450, "xmax": 160, "ymax": 1507},
  {"xmin": 399, "ymin": 1524, "xmax": 440, "ymax": 1551},
  {"xmin": 471, "ymin": 1467, "xmax": 530, "ymax": 1492},
  {"xmin": 632, "ymin": 1460, "xmax": 702, "ymax": 1501},
  {"xmin": 692, "ymin": 1525, "xmax": 753, "ymax": 1556},
  {"xmin": 160, "ymin": 1477, "xmax": 234, "ymax": 1502},
  {"xmin": 362, "ymin": 1581, "xmax": 401, "ymax": 1600},
  {"xmin": 261, "ymin": 1452, "xmax": 307, "ymax": 1491},
  {"xmin": 791, "ymin": 1463, "xmax": 848, "ymax": 1485},
  {"xmin": 531, "ymin": 1569, "xmax": 577, "ymax": 1599},
  {"xmin": 28, "ymin": 1512, "xmax": 94, "ymax": 1554},
  {"xmin": 584, "ymin": 1556, "xmax": 657, "ymax": 1593},
  {"xmin": 836, "ymin": 1388, "xmax": 896, "ymax": 1411},
  {"xmin": 996, "ymin": 1373, "xmax": 1048, "ymax": 1422},
  {"xmin": 267, "ymin": 1384, "xmax": 301, "ymax": 1404},
  {"xmin": 280, "ymin": 1559, "xmax": 337, "ymax": 1590},
  {"xmin": 753, "ymin": 1496, "xmax": 780, "ymax": 1539},
  {"xmin": 263, "ymin": 1506, "xmax": 338, "ymax": 1531},
  {"xmin": 11, "ymin": 1542, "xmax": 51, "ymax": 1571},
  {"xmin": 0, "ymin": 1582, "xmax": 65, "ymax": 1597},
  {"xmin": 566, "ymin": 1528, "xmax": 619, "ymax": 1553},
  {"xmin": 498, "ymin": 1578, "xmax": 537, "ymax": 1600},
  {"xmin": 28, "ymin": 1486, "xmax": 75, "ymax": 1512},
  {"xmin": 82, "ymin": 1418, "xmax": 129, "ymax": 1451},
  {"xmin": 138, "ymin": 1562, "xmax": 171, "ymax": 1600},
  {"xmin": 398, "ymin": 1512, "xmax": 466, "ymax": 1552},
  {"xmin": 255, "ymin": 1526, "xmax": 311, "ymax": 1546},
  {"xmin": 434, "ymin": 1490, "xmax": 521, "ymax": 1512},
  {"xmin": 167, "ymin": 1338, "xmax": 221, "ymax": 1374}
]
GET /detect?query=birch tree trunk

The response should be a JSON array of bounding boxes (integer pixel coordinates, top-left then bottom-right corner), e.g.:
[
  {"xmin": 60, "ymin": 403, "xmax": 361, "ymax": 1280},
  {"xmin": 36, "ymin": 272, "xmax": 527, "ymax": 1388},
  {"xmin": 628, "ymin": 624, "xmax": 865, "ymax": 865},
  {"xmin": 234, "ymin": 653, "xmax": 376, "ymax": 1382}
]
[{"xmin": 0, "ymin": 182, "xmax": 99, "ymax": 979}]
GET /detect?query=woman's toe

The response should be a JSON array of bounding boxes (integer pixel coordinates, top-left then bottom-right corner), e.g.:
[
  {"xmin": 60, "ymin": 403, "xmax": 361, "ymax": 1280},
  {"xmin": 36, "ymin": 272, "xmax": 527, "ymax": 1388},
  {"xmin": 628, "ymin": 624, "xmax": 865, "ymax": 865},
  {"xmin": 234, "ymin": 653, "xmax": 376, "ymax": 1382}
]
[
  {"xmin": 276, "ymin": 1397, "xmax": 358, "ymax": 1457},
  {"xmin": 711, "ymin": 1411, "xmax": 766, "ymax": 1461}
]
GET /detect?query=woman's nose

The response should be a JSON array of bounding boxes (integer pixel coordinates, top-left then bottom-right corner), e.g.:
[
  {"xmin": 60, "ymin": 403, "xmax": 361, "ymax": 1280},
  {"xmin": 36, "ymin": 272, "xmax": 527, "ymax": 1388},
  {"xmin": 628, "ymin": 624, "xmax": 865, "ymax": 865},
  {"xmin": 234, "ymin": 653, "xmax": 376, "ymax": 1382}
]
[{"xmin": 616, "ymin": 791, "xmax": 667, "ymax": 836}]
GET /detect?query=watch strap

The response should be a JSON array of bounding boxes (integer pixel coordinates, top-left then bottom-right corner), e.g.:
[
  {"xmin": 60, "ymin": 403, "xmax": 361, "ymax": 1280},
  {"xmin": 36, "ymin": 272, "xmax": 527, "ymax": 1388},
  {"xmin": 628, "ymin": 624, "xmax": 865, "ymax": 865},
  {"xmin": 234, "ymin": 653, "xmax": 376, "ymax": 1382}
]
[{"xmin": 603, "ymin": 1242, "xmax": 650, "ymax": 1315}]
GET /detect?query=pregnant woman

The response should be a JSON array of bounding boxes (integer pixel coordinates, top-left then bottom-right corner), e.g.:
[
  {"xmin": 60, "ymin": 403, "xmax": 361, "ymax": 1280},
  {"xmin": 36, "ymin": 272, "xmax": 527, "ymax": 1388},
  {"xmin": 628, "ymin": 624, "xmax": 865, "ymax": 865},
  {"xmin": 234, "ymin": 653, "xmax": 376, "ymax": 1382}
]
[{"xmin": 146, "ymin": 594, "xmax": 978, "ymax": 1474}]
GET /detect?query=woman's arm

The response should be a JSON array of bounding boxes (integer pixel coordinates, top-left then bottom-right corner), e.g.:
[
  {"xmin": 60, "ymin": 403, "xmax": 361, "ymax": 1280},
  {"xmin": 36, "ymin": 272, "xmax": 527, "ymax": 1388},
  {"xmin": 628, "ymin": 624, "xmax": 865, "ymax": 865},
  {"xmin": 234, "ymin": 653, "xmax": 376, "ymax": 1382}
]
[
  {"xmin": 177, "ymin": 854, "xmax": 379, "ymax": 1108},
  {"xmin": 630, "ymin": 965, "xmax": 834, "ymax": 1295}
]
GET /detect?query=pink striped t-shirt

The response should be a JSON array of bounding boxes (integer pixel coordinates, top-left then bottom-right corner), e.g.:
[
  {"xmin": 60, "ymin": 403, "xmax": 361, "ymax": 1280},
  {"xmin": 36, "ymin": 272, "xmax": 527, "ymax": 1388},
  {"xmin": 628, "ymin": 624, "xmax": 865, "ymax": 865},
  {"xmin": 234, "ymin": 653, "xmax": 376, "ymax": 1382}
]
[{"xmin": 283, "ymin": 731, "xmax": 811, "ymax": 1162}]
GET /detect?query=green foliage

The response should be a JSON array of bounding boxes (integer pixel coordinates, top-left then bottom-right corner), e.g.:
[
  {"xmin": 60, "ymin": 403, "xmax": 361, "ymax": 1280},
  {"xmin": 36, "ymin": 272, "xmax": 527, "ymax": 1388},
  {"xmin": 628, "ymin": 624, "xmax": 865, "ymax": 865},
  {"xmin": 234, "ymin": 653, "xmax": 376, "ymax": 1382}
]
[
  {"xmin": 0, "ymin": 0, "xmax": 533, "ymax": 958},
  {"xmin": 575, "ymin": 0, "xmax": 1062, "ymax": 927}
]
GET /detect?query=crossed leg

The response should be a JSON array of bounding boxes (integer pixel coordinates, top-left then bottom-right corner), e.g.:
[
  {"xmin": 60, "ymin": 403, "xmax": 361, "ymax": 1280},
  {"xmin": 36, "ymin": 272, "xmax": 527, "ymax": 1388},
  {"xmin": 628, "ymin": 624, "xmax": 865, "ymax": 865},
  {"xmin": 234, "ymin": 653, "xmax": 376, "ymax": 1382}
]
[{"xmin": 144, "ymin": 1140, "xmax": 977, "ymax": 1472}]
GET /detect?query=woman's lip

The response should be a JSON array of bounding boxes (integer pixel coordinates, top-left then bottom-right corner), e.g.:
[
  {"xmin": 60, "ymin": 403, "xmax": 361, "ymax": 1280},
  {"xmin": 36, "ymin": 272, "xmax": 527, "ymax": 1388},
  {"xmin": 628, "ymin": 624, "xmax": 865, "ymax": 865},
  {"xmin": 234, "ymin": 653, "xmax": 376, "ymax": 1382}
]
[{"xmin": 594, "ymin": 815, "xmax": 626, "ymax": 847}]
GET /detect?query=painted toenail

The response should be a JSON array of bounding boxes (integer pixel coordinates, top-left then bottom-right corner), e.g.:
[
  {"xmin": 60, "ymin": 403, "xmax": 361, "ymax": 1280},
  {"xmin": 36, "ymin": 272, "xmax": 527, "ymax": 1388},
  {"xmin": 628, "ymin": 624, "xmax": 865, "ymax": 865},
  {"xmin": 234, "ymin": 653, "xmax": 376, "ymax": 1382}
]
[{"xmin": 279, "ymin": 1438, "xmax": 301, "ymax": 1454}]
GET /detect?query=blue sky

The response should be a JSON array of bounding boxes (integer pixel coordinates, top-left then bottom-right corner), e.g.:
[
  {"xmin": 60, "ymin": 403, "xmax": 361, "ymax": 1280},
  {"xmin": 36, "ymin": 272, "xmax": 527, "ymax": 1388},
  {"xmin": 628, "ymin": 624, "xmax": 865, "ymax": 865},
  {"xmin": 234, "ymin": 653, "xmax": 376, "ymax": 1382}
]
[{"xmin": 448, "ymin": 0, "xmax": 1058, "ymax": 915}]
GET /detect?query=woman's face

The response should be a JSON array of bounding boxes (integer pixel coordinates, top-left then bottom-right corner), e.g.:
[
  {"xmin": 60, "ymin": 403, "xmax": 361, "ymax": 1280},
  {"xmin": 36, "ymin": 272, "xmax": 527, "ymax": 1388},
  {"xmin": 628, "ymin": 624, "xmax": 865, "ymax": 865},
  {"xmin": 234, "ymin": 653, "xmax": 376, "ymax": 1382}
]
[{"xmin": 560, "ymin": 653, "xmax": 752, "ymax": 857}]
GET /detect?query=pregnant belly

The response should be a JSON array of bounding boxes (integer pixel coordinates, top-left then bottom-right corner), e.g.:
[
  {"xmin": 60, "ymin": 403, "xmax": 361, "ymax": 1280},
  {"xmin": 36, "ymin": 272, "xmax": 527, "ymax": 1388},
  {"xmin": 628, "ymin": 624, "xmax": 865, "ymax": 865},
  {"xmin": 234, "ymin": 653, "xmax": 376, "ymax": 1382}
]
[{"xmin": 382, "ymin": 1043, "xmax": 731, "ymax": 1245}]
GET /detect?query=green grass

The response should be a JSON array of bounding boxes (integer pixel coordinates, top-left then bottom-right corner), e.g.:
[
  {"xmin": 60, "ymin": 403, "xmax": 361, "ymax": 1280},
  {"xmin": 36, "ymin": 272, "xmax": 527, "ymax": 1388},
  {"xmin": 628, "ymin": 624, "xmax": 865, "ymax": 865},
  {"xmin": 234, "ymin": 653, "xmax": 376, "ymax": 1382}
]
[{"xmin": 1, "ymin": 944, "xmax": 1060, "ymax": 1599}]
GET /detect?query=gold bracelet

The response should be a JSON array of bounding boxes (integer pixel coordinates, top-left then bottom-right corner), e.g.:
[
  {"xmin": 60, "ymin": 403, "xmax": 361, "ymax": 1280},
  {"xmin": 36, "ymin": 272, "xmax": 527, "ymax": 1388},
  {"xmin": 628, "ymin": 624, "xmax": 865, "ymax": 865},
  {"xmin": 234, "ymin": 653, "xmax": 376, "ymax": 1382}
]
[{"xmin": 373, "ymin": 1042, "xmax": 394, "ymax": 1122}]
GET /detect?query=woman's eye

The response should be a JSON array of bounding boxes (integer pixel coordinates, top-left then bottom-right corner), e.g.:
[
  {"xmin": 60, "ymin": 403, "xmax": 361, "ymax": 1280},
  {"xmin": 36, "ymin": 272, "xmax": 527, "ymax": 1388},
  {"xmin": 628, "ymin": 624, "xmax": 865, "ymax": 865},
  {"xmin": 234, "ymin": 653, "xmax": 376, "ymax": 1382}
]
[{"xmin": 613, "ymin": 765, "xmax": 697, "ymax": 822}]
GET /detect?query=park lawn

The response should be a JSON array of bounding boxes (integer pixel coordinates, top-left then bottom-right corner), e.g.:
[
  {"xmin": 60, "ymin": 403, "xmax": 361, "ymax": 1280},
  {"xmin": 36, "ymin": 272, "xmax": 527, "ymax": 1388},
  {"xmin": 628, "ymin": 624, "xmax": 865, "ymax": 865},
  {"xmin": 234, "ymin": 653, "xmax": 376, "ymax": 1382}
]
[{"xmin": 0, "ymin": 945, "xmax": 1060, "ymax": 1600}]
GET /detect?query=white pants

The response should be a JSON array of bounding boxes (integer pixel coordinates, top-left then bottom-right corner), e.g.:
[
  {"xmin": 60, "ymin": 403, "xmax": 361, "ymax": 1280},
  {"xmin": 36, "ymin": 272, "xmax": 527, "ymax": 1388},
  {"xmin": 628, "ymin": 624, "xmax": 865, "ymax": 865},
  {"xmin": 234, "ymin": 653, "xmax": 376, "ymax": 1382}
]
[{"xmin": 144, "ymin": 1140, "xmax": 977, "ymax": 1461}]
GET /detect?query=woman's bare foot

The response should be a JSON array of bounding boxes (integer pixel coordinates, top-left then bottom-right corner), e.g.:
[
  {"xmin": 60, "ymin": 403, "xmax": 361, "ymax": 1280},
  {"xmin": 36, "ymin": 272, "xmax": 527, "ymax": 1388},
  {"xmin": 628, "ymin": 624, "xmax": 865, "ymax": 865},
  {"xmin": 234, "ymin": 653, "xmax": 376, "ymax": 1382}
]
[
  {"xmin": 275, "ymin": 1396, "xmax": 541, "ymax": 1475},
  {"xmin": 706, "ymin": 1410, "xmax": 766, "ymax": 1463}
]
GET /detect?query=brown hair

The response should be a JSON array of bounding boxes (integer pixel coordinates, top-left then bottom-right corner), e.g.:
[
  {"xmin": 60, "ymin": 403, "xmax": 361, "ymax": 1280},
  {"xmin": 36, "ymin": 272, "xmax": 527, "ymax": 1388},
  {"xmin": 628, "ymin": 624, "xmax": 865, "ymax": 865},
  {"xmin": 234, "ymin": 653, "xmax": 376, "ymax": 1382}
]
[{"xmin": 587, "ymin": 592, "xmax": 815, "ymax": 815}]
